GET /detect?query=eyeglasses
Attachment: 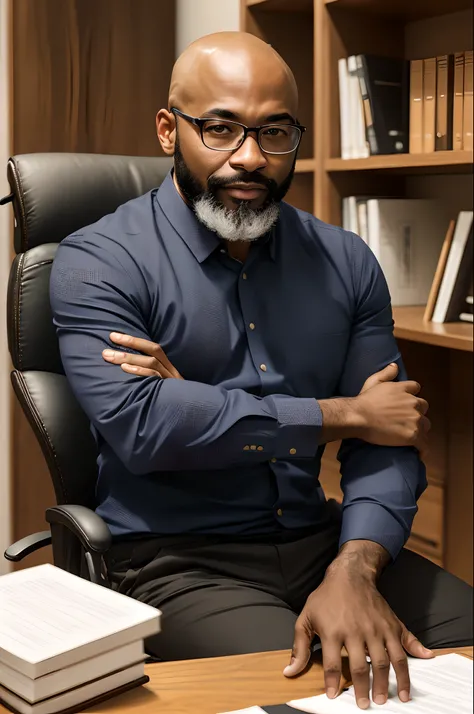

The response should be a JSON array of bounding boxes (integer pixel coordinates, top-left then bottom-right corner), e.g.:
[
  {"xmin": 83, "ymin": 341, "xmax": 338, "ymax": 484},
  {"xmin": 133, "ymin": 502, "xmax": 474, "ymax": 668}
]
[{"xmin": 171, "ymin": 107, "xmax": 306, "ymax": 155}]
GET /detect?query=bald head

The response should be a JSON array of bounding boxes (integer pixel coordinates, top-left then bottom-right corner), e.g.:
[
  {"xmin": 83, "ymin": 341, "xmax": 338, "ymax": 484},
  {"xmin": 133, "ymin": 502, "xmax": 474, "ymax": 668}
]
[{"xmin": 169, "ymin": 32, "xmax": 298, "ymax": 114}]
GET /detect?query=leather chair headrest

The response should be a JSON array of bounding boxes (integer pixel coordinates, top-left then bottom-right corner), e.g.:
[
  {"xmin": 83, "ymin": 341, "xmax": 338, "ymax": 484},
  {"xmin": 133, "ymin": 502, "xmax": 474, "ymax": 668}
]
[{"xmin": 7, "ymin": 152, "xmax": 173, "ymax": 253}]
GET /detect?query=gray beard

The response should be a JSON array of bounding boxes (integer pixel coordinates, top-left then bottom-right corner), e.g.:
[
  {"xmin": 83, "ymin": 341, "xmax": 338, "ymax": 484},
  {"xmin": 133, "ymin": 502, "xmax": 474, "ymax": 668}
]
[{"xmin": 193, "ymin": 194, "xmax": 280, "ymax": 243}]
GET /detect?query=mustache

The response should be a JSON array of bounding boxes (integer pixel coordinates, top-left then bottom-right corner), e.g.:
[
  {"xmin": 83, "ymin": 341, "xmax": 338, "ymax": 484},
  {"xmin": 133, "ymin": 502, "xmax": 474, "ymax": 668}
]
[{"xmin": 207, "ymin": 172, "xmax": 277, "ymax": 192}]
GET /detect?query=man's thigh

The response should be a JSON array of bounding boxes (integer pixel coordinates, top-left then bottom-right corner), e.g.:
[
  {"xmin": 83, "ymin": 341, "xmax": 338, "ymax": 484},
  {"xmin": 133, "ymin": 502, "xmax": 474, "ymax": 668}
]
[
  {"xmin": 379, "ymin": 548, "xmax": 473, "ymax": 649},
  {"xmin": 108, "ymin": 536, "xmax": 298, "ymax": 659},
  {"xmin": 142, "ymin": 577, "xmax": 297, "ymax": 660}
]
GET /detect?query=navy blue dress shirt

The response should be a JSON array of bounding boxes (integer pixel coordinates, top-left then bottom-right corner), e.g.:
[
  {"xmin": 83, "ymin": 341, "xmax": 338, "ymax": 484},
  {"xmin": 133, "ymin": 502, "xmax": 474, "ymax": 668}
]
[{"xmin": 50, "ymin": 172, "xmax": 427, "ymax": 559}]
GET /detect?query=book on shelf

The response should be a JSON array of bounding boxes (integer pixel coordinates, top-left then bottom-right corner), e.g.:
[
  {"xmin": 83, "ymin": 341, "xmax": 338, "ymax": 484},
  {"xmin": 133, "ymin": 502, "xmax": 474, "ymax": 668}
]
[
  {"xmin": 453, "ymin": 51, "xmax": 465, "ymax": 150},
  {"xmin": 432, "ymin": 211, "xmax": 473, "ymax": 323},
  {"xmin": 339, "ymin": 54, "xmax": 409, "ymax": 158},
  {"xmin": 337, "ymin": 50, "xmax": 473, "ymax": 158},
  {"xmin": 435, "ymin": 55, "xmax": 454, "ymax": 151},
  {"xmin": 463, "ymin": 50, "xmax": 473, "ymax": 151},
  {"xmin": 0, "ymin": 564, "xmax": 161, "ymax": 714},
  {"xmin": 343, "ymin": 197, "xmax": 451, "ymax": 306},
  {"xmin": 423, "ymin": 57, "xmax": 437, "ymax": 153},
  {"xmin": 423, "ymin": 219, "xmax": 456, "ymax": 321}
]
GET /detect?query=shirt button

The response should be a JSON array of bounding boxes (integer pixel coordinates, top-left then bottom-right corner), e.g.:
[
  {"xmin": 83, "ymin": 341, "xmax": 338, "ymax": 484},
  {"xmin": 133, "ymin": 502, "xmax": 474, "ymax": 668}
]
[
  {"xmin": 270, "ymin": 457, "xmax": 277, "ymax": 463},
  {"xmin": 260, "ymin": 364, "xmax": 267, "ymax": 372},
  {"xmin": 250, "ymin": 445, "xmax": 257, "ymax": 450},
  {"xmin": 257, "ymin": 446, "xmax": 264, "ymax": 451},
  {"xmin": 242, "ymin": 273, "xmax": 247, "ymax": 280},
  {"xmin": 289, "ymin": 448, "xmax": 297, "ymax": 455},
  {"xmin": 249, "ymin": 322, "xmax": 255, "ymax": 330},
  {"xmin": 243, "ymin": 445, "xmax": 250, "ymax": 451},
  {"xmin": 277, "ymin": 508, "xmax": 283, "ymax": 517}
]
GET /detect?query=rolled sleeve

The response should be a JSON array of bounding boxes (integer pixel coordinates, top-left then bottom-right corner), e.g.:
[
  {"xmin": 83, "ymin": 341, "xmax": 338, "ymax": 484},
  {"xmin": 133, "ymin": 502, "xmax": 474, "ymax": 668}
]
[{"xmin": 269, "ymin": 395, "xmax": 322, "ymax": 459}]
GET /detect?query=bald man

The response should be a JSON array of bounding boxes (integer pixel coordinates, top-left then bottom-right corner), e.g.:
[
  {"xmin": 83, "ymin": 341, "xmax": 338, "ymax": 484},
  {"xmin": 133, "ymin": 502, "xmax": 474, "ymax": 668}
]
[{"xmin": 50, "ymin": 32, "xmax": 472, "ymax": 709}]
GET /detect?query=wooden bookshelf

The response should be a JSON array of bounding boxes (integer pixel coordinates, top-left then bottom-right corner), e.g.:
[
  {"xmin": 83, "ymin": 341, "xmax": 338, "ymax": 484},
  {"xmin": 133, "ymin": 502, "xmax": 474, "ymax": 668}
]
[
  {"xmin": 242, "ymin": 0, "xmax": 474, "ymax": 585},
  {"xmin": 326, "ymin": 151, "xmax": 474, "ymax": 175},
  {"xmin": 324, "ymin": 0, "xmax": 472, "ymax": 21},
  {"xmin": 393, "ymin": 307, "xmax": 473, "ymax": 352}
]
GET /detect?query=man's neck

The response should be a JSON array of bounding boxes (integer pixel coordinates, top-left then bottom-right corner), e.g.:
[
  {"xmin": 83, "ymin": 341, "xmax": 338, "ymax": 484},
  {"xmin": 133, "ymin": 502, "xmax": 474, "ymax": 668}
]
[{"xmin": 225, "ymin": 241, "xmax": 251, "ymax": 263}]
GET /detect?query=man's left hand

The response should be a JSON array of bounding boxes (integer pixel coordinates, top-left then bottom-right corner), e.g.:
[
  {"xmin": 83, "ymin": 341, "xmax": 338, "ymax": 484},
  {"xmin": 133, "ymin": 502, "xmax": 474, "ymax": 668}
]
[
  {"xmin": 284, "ymin": 543, "xmax": 434, "ymax": 709},
  {"xmin": 102, "ymin": 333, "xmax": 183, "ymax": 379}
]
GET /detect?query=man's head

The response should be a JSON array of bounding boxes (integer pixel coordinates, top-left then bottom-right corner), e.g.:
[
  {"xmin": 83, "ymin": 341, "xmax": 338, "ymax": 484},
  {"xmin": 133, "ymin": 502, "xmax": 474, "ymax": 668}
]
[{"xmin": 156, "ymin": 32, "xmax": 302, "ymax": 242}]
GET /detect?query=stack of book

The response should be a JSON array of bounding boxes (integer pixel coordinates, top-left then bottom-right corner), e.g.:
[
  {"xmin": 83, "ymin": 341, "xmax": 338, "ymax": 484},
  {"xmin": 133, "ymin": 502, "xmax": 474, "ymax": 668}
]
[
  {"xmin": 338, "ymin": 51, "xmax": 473, "ymax": 158},
  {"xmin": 342, "ymin": 199, "xmax": 473, "ymax": 321},
  {"xmin": 0, "ymin": 564, "xmax": 161, "ymax": 714}
]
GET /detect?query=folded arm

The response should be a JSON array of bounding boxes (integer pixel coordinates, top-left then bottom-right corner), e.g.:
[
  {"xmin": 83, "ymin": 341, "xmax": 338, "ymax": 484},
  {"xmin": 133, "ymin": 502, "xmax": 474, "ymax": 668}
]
[{"xmin": 50, "ymin": 237, "xmax": 322, "ymax": 474}]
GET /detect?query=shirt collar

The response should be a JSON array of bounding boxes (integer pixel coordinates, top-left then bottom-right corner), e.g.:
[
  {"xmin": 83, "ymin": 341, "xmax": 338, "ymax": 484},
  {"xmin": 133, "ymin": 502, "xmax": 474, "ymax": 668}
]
[
  {"xmin": 155, "ymin": 171, "xmax": 277, "ymax": 263},
  {"xmin": 155, "ymin": 172, "xmax": 220, "ymax": 263}
]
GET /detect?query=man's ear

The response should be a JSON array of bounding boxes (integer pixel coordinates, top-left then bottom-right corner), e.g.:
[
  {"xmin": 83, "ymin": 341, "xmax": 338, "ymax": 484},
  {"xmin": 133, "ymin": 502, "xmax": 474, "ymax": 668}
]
[{"xmin": 156, "ymin": 109, "xmax": 176, "ymax": 156}]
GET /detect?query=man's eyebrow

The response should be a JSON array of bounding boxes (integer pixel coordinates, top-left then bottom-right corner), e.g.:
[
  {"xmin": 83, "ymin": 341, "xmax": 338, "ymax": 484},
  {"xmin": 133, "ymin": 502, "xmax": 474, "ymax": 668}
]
[{"xmin": 203, "ymin": 108, "xmax": 297, "ymax": 124}]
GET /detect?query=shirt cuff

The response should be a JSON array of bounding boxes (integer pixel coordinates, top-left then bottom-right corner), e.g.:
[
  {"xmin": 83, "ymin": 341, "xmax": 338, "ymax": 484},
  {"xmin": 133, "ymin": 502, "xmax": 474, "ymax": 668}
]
[
  {"xmin": 269, "ymin": 395, "xmax": 322, "ymax": 460},
  {"xmin": 339, "ymin": 502, "xmax": 408, "ymax": 561}
]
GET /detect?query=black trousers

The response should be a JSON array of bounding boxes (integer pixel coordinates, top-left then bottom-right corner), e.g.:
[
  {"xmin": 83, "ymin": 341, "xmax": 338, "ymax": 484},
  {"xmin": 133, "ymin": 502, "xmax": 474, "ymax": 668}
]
[{"xmin": 107, "ymin": 520, "xmax": 473, "ymax": 660}]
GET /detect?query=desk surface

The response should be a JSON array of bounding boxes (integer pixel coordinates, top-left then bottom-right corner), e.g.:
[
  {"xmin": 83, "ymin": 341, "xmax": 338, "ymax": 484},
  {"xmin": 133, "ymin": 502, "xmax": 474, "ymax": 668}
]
[
  {"xmin": 88, "ymin": 646, "xmax": 473, "ymax": 714},
  {"xmin": 0, "ymin": 647, "xmax": 471, "ymax": 714}
]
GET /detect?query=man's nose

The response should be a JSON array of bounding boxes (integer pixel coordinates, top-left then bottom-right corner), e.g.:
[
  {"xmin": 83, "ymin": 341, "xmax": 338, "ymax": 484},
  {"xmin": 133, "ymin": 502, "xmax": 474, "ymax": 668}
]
[{"xmin": 229, "ymin": 134, "xmax": 268, "ymax": 174}]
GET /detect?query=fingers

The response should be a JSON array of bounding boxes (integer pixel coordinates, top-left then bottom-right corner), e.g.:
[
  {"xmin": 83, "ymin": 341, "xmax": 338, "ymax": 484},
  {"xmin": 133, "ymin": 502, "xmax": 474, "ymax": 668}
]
[
  {"xmin": 283, "ymin": 616, "xmax": 313, "ymax": 677},
  {"xmin": 346, "ymin": 639, "xmax": 371, "ymax": 709},
  {"xmin": 367, "ymin": 640, "xmax": 390, "ymax": 705},
  {"xmin": 415, "ymin": 398, "xmax": 429, "ymax": 416},
  {"xmin": 321, "ymin": 638, "xmax": 343, "ymax": 700},
  {"xmin": 121, "ymin": 364, "xmax": 161, "ymax": 378},
  {"xmin": 360, "ymin": 363, "xmax": 399, "ymax": 393},
  {"xmin": 110, "ymin": 333, "xmax": 182, "ymax": 378},
  {"xmin": 102, "ymin": 349, "xmax": 168, "ymax": 377},
  {"xmin": 385, "ymin": 637, "xmax": 411, "ymax": 703},
  {"xmin": 402, "ymin": 380, "xmax": 421, "ymax": 396},
  {"xmin": 401, "ymin": 627, "xmax": 434, "ymax": 660}
]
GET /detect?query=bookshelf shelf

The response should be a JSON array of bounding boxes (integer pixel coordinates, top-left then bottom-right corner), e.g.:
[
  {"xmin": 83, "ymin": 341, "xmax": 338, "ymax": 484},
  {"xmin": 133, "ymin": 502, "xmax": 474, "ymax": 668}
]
[
  {"xmin": 323, "ymin": 0, "xmax": 472, "ymax": 21},
  {"xmin": 393, "ymin": 307, "xmax": 473, "ymax": 352},
  {"xmin": 246, "ymin": 0, "xmax": 313, "ymax": 11},
  {"xmin": 295, "ymin": 158, "xmax": 316, "ymax": 173},
  {"xmin": 326, "ymin": 151, "xmax": 474, "ymax": 175}
]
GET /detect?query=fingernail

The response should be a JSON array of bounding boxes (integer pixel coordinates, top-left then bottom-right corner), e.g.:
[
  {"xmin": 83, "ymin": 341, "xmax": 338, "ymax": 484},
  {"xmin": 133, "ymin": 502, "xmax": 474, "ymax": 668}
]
[
  {"xmin": 399, "ymin": 690, "xmax": 410, "ymax": 702},
  {"xmin": 103, "ymin": 349, "xmax": 114, "ymax": 358},
  {"xmin": 122, "ymin": 364, "xmax": 137, "ymax": 372},
  {"xmin": 326, "ymin": 688, "xmax": 337, "ymax": 699},
  {"xmin": 283, "ymin": 665, "xmax": 293, "ymax": 676},
  {"xmin": 110, "ymin": 332, "xmax": 122, "ymax": 339},
  {"xmin": 423, "ymin": 647, "xmax": 434, "ymax": 655},
  {"xmin": 358, "ymin": 698, "xmax": 370, "ymax": 709},
  {"xmin": 374, "ymin": 694, "xmax": 386, "ymax": 705}
]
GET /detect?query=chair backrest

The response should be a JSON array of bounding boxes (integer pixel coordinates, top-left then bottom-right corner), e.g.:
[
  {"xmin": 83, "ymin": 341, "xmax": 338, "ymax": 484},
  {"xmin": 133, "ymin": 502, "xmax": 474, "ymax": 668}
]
[{"xmin": 5, "ymin": 153, "xmax": 173, "ymax": 509}]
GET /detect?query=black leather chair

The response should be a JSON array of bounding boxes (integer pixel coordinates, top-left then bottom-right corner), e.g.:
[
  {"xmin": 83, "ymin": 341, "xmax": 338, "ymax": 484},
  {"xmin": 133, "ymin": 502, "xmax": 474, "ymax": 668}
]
[{"xmin": 1, "ymin": 152, "xmax": 173, "ymax": 587}]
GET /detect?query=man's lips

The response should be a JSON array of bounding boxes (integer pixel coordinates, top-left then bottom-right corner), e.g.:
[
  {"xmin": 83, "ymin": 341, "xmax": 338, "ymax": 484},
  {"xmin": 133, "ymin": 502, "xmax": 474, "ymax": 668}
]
[{"xmin": 221, "ymin": 184, "xmax": 268, "ymax": 200}]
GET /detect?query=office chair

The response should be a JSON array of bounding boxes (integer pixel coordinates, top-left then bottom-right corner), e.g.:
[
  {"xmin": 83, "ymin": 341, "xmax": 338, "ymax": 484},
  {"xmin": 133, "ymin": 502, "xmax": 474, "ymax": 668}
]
[{"xmin": 1, "ymin": 152, "xmax": 173, "ymax": 588}]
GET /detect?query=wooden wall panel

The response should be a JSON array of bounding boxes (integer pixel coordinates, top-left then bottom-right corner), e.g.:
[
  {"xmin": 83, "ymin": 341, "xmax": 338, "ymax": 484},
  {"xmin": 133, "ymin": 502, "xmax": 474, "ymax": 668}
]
[{"xmin": 11, "ymin": 0, "xmax": 176, "ymax": 567}]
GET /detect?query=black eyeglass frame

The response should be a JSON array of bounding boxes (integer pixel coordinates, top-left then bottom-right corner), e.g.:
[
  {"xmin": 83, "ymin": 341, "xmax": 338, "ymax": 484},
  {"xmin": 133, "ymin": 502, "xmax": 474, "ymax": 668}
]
[{"xmin": 170, "ymin": 107, "xmax": 306, "ymax": 155}]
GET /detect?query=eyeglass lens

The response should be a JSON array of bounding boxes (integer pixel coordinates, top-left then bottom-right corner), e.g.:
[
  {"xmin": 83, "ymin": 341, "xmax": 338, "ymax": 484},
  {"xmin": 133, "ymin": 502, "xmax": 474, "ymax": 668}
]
[{"xmin": 201, "ymin": 120, "xmax": 300, "ymax": 153}]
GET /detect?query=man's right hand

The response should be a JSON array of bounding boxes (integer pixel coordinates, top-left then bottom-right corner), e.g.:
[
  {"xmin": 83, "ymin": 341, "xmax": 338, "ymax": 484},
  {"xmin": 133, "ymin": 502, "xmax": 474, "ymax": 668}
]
[
  {"xmin": 353, "ymin": 363, "xmax": 430, "ymax": 455},
  {"xmin": 319, "ymin": 363, "xmax": 430, "ymax": 457}
]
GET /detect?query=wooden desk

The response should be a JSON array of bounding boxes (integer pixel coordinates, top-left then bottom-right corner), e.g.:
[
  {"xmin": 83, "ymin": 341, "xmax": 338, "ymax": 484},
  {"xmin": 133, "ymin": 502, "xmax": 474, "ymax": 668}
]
[{"xmin": 85, "ymin": 646, "xmax": 473, "ymax": 714}]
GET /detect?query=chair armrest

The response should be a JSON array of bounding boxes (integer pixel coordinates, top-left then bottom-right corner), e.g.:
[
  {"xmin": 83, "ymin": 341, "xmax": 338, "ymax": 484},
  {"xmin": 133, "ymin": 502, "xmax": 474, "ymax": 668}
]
[
  {"xmin": 46, "ymin": 505, "xmax": 112, "ymax": 554},
  {"xmin": 4, "ymin": 530, "xmax": 52, "ymax": 562},
  {"xmin": 45, "ymin": 505, "xmax": 112, "ymax": 587}
]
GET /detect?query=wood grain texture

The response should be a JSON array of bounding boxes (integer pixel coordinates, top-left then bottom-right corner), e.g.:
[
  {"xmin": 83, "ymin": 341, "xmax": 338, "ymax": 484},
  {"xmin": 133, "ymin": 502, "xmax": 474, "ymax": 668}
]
[
  {"xmin": 10, "ymin": 0, "xmax": 176, "ymax": 567},
  {"xmin": 393, "ymin": 307, "xmax": 473, "ymax": 352},
  {"xmin": 11, "ymin": 646, "xmax": 462, "ymax": 714},
  {"xmin": 12, "ymin": 0, "xmax": 175, "ymax": 156}
]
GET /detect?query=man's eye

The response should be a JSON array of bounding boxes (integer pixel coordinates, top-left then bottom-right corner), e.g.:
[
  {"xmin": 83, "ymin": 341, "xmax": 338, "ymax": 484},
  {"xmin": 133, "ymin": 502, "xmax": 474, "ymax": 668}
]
[
  {"xmin": 263, "ymin": 126, "xmax": 288, "ymax": 137},
  {"xmin": 205, "ymin": 124, "xmax": 232, "ymax": 134}
]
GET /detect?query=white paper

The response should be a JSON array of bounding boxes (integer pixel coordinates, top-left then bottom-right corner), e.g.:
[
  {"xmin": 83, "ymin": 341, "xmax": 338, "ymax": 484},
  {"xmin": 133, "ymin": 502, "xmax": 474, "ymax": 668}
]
[
  {"xmin": 0, "ymin": 564, "xmax": 160, "ymax": 669},
  {"xmin": 288, "ymin": 654, "xmax": 473, "ymax": 713}
]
